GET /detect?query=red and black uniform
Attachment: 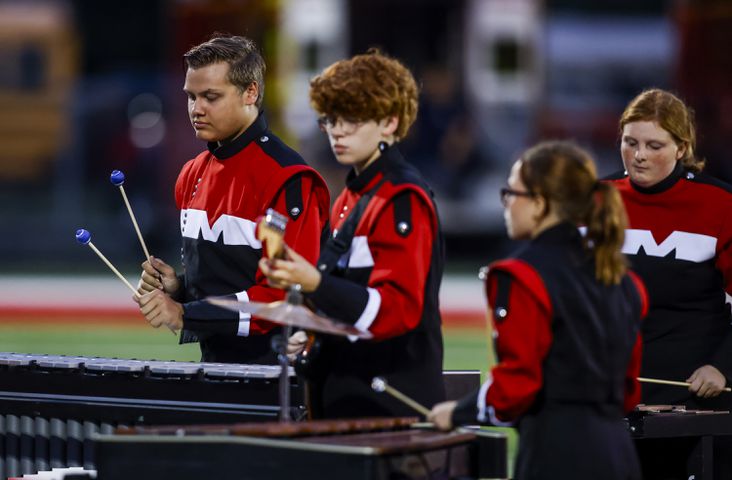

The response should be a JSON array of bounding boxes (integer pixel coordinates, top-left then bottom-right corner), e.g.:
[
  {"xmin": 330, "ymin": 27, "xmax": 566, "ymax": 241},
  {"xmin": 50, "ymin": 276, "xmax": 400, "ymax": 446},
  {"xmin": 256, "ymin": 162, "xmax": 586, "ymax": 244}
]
[
  {"xmin": 607, "ymin": 162, "xmax": 732, "ymax": 409},
  {"xmin": 174, "ymin": 112, "xmax": 330, "ymax": 364},
  {"xmin": 304, "ymin": 143, "xmax": 446, "ymax": 419},
  {"xmin": 452, "ymin": 223, "xmax": 647, "ymax": 480}
]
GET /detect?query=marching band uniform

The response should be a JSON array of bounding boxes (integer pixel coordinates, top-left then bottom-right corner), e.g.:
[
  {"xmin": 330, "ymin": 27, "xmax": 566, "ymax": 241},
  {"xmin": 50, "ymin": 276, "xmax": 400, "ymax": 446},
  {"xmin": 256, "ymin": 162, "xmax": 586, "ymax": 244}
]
[
  {"xmin": 304, "ymin": 143, "xmax": 446, "ymax": 418},
  {"xmin": 452, "ymin": 222, "xmax": 647, "ymax": 480},
  {"xmin": 174, "ymin": 112, "xmax": 330, "ymax": 364},
  {"xmin": 608, "ymin": 163, "xmax": 732, "ymax": 409}
]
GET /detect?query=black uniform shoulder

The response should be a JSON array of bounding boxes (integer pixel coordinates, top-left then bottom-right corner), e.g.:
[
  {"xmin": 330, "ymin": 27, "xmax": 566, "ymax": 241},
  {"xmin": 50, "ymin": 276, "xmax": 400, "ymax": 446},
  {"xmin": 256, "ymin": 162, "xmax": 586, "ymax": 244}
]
[
  {"xmin": 384, "ymin": 155, "xmax": 432, "ymax": 193},
  {"xmin": 256, "ymin": 131, "xmax": 307, "ymax": 168},
  {"xmin": 382, "ymin": 156, "xmax": 439, "ymax": 237},
  {"xmin": 686, "ymin": 170, "xmax": 732, "ymax": 195}
]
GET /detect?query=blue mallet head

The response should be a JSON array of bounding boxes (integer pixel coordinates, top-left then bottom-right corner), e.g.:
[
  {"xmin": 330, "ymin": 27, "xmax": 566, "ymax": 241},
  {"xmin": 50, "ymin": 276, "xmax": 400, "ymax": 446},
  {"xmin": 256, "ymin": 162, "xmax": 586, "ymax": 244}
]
[
  {"xmin": 110, "ymin": 170, "xmax": 125, "ymax": 186},
  {"xmin": 75, "ymin": 229, "xmax": 91, "ymax": 245}
]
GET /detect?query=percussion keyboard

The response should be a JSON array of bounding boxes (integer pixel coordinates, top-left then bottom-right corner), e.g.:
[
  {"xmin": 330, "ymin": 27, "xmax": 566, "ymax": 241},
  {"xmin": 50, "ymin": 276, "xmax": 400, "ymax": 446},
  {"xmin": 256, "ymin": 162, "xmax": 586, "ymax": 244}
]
[{"xmin": 0, "ymin": 352, "xmax": 304, "ymax": 478}]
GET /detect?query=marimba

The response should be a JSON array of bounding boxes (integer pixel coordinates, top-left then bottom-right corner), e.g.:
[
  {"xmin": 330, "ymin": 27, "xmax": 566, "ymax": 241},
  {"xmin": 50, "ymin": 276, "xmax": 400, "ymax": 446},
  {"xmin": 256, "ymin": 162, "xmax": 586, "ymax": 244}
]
[
  {"xmin": 628, "ymin": 406, "xmax": 732, "ymax": 480},
  {"xmin": 95, "ymin": 417, "xmax": 509, "ymax": 480},
  {"xmin": 0, "ymin": 352, "xmax": 304, "ymax": 478}
]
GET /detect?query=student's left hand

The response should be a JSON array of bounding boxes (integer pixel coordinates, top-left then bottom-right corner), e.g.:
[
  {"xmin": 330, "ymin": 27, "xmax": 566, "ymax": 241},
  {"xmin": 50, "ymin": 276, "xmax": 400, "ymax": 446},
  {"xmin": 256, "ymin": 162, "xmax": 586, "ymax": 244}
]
[
  {"xmin": 687, "ymin": 365, "xmax": 727, "ymax": 398},
  {"xmin": 258, "ymin": 245, "xmax": 322, "ymax": 293},
  {"xmin": 135, "ymin": 289, "xmax": 184, "ymax": 331}
]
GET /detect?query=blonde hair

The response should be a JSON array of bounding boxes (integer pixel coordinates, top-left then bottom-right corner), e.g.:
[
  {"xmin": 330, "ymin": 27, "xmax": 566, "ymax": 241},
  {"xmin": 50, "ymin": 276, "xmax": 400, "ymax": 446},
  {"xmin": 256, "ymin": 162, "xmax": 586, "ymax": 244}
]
[{"xmin": 619, "ymin": 88, "xmax": 703, "ymax": 173}]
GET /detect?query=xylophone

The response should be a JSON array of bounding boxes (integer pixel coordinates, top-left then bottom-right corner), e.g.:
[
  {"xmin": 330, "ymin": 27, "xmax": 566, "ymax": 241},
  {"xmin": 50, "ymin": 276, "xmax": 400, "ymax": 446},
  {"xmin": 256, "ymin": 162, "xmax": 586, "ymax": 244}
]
[
  {"xmin": 628, "ymin": 406, "xmax": 732, "ymax": 480},
  {"xmin": 0, "ymin": 352, "xmax": 304, "ymax": 478},
  {"xmin": 95, "ymin": 417, "xmax": 509, "ymax": 480}
]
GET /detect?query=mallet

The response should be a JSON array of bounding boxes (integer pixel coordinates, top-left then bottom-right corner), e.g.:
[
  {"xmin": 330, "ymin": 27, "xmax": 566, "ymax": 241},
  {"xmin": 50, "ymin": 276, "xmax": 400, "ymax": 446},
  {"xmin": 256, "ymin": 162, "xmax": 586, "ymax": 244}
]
[
  {"xmin": 76, "ymin": 229, "xmax": 139, "ymax": 295},
  {"xmin": 76, "ymin": 229, "xmax": 176, "ymax": 335},
  {"xmin": 110, "ymin": 170, "xmax": 151, "ymax": 260},
  {"xmin": 638, "ymin": 376, "xmax": 731, "ymax": 392},
  {"xmin": 371, "ymin": 376, "xmax": 431, "ymax": 417}
]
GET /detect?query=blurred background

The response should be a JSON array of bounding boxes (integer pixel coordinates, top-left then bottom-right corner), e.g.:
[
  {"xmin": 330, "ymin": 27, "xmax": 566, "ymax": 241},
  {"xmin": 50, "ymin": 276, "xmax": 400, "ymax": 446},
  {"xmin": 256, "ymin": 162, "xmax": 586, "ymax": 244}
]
[{"xmin": 0, "ymin": 0, "xmax": 730, "ymax": 366}]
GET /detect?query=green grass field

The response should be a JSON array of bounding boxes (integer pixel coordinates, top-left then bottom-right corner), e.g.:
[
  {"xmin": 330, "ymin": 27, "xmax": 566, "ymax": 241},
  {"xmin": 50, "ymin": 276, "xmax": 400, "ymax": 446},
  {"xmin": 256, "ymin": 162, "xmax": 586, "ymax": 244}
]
[{"xmin": 0, "ymin": 322, "xmax": 491, "ymax": 369}]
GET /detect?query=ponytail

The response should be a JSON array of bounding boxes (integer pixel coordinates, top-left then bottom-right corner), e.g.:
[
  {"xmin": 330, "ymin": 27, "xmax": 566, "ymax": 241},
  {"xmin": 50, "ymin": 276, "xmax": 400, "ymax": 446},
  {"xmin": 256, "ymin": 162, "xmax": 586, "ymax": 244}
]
[
  {"xmin": 519, "ymin": 140, "xmax": 629, "ymax": 285},
  {"xmin": 584, "ymin": 182, "xmax": 628, "ymax": 285}
]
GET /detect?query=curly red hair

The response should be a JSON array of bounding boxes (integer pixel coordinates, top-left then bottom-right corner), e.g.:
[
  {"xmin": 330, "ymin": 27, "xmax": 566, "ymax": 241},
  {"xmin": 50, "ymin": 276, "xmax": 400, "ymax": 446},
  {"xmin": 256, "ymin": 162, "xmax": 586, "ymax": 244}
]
[{"xmin": 309, "ymin": 49, "xmax": 418, "ymax": 139}]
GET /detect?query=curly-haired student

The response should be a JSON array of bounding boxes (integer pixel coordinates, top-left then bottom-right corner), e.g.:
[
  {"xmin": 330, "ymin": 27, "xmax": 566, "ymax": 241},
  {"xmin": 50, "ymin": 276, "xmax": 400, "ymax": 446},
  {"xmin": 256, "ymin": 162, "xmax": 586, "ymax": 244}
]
[{"xmin": 259, "ymin": 49, "xmax": 446, "ymax": 419}]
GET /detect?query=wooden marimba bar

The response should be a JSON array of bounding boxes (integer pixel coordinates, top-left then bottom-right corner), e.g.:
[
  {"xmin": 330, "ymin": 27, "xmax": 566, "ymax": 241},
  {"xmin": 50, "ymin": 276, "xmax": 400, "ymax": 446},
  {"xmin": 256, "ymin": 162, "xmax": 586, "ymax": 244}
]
[
  {"xmin": 0, "ymin": 352, "xmax": 304, "ymax": 478},
  {"xmin": 96, "ymin": 417, "xmax": 509, "ymax": 480}
]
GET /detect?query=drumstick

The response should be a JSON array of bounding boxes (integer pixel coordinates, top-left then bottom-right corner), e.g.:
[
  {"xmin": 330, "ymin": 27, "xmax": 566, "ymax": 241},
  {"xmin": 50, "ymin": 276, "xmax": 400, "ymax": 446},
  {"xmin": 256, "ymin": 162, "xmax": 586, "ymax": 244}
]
[
  {"xmin": 371, "ymin": 377, "xmax": 431, "ymax": 417},
  {"xmin": 638, "ymin": 377, "xmax": 732, "ymax": 392},
  {"xmin": 76, "ymin": 229, "xmax": 177, "ymax": 336},
  {"xmin": 110, "ymin": 170, "xmax": 151, "ymax": 260}
]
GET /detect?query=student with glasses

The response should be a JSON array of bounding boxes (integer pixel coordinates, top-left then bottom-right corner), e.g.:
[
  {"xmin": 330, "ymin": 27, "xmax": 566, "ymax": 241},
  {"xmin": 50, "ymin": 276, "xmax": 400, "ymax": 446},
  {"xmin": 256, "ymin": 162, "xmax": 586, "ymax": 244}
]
[
  {"xmin": 429, "ymin": 141, "xmax": 646, "ymax": 480},
  {"xmin": 258, "ymin": 49, "xmax": 446, "ymax": 418},
  {"xmin": 499, "ymin": 187, "xmax": 535, "ymax": 206}
]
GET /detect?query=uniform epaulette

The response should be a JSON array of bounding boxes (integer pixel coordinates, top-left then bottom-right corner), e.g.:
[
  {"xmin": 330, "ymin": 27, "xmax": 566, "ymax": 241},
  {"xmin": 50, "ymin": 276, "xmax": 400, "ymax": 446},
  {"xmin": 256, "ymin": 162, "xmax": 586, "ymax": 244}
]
[
  {"xmin": 685, "ymin": 170, "xmax": 732, "ymax": 195},
  {"xmin": 256, "ymin": 132, "xmax": 307, "ymax": 168}
]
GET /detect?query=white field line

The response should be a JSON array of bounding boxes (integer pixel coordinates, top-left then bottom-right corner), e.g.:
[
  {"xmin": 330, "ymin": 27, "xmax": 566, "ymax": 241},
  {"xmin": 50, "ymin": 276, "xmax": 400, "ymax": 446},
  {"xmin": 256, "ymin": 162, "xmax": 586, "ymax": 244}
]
[{"xmin": 0, "ymin": 275, "xmax": 487, "ymax": 313}]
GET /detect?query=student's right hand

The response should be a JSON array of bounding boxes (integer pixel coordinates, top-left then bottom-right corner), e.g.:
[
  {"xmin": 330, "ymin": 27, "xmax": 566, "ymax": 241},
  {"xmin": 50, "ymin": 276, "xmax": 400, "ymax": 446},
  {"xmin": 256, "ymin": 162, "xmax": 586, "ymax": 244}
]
[
  {"xmin": 286, "ymin": 331, "xmax": 309, "ymax": 361},
  {"xmin": 138, "ymin": 256, "xmax": 180, "ymax": 296},
  {"xmin": 687, "ymin": 364, "xmax": 727, "ymax": 398}
]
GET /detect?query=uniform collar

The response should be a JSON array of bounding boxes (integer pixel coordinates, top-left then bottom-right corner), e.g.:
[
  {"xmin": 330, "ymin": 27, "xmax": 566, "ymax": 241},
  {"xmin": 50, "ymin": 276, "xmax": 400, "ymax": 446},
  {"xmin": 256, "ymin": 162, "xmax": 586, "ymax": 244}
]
[
  {"xmin": 532, "ymin": 221, "xmax": 582, "ymax": 246},
  {"xmin": 207, "ymin": 111, "xmax": 268, "ymax": 160},
  {"xmin": 629, "ymin": 161, "xmax": 684, "ymax": 194},
  {"xmin": 345, "ymin": 143, "xmax": 404, "ymax": 193}
]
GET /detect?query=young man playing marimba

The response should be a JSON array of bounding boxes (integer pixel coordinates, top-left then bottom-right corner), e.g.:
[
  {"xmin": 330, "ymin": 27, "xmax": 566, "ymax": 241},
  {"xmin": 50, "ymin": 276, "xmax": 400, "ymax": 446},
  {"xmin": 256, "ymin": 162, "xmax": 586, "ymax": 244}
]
[{"xmin": 135, "ymin": 34, "xmax": 330, "ymax": 364}]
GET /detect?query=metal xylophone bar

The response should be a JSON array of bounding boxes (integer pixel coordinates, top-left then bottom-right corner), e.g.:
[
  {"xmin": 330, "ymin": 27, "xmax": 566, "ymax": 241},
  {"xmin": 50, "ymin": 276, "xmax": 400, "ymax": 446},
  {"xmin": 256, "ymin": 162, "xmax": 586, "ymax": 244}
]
[
  {"xmin": 0, "ymin": 352, "xmax": 305, "ymax": 477},
  {"xmin": 0, "ymin": 414, "xmax": 116, "ymax": 478}
]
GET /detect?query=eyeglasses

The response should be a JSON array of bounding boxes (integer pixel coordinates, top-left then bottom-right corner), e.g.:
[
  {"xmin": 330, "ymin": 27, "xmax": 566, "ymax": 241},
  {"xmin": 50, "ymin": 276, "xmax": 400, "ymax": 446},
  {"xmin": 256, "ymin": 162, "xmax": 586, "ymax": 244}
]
[
  {"xmin": 500, "ymin": 187, "xmax": 534, "ymax": 206},
  {"xmin": 317, "ymin": 116, "xmax": 365, "ymax": 135}
]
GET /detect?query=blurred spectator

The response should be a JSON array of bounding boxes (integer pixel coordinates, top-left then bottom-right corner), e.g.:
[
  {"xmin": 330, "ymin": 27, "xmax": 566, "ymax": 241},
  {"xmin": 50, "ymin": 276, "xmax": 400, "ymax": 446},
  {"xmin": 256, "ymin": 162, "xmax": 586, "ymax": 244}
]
[{"xmin": 403, "ymin": 66, "xmax": 486, "ymax": 200}]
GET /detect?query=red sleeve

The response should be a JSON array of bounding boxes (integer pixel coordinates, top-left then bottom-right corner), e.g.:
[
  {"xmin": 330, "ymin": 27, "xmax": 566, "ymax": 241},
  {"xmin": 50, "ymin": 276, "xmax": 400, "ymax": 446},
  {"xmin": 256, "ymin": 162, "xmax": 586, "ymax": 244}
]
[
  {"xmin": 712, "ymin": 206, "xmax": 732, "ymax": 377},
  {"xmin": 627, "ymin": 270, "xmax": 649, "ymax": 318},
  {"xmin": 623, "ymin": 333, "xmax": 643, "ymax": 412},
  {"xmin": 716, "ymin": 211, "xmax": 732, "ymax": 294},
  {"xmin": 483, "ymin": 263, "xmax": 553, "ymax": 421},
  {"xmin": 247, "ymin": 172, "xmax": 329, "ymax": 335},
  {"xmin": 623, "ymin": 270, "xmax": 647, "ymax": 412},
  {"xmin": 359, "ymin": 191, "xmax": 434, "ymax": 339}
]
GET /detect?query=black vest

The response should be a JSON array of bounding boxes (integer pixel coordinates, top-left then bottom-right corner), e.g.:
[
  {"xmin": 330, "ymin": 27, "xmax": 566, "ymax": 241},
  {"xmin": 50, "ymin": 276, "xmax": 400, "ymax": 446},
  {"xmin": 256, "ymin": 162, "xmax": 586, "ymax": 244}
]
[
  {"xmin": 514, "ymin": 223, "xmax": 642, "ymax": 413},
  {"xmin": 311, "ymin": 147, "xmax": 446, "ymax": 418}
]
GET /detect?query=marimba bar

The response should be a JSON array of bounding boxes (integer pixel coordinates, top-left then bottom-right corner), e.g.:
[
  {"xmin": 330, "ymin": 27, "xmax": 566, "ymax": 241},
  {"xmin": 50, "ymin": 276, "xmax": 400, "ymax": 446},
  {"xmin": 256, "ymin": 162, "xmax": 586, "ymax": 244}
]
[{"xmin": 95, "ymin": 418, "xmax": 509, "ymax": 480}]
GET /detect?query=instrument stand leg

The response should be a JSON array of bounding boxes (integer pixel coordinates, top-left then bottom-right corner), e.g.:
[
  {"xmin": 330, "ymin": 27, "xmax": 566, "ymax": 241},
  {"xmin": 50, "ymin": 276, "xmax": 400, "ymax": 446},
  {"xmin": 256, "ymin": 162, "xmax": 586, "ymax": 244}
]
[
  {"xmin": 272, "ymin": 285, "xmax": 304, "ymax": 422},
  {"xmin": 687, "ymin": 435, "xmax": 714, "ymax": 480},
  {"xmin": 274, "ymin": 325, "xmax": 293, "ymax": 422}
]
